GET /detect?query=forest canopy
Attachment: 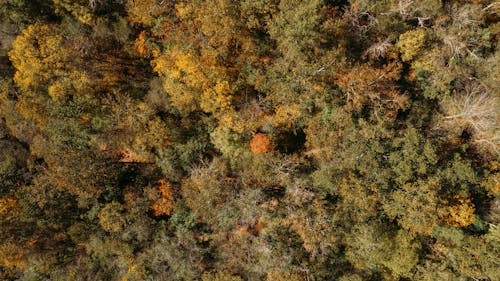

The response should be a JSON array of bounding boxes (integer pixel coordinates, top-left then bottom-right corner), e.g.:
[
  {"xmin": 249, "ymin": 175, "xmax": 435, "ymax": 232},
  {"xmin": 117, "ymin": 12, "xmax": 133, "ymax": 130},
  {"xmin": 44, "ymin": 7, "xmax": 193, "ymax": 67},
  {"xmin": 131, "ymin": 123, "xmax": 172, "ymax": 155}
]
[{"xmin": 0, "ymin": 0, "xmax": 499, "ymax": 280}]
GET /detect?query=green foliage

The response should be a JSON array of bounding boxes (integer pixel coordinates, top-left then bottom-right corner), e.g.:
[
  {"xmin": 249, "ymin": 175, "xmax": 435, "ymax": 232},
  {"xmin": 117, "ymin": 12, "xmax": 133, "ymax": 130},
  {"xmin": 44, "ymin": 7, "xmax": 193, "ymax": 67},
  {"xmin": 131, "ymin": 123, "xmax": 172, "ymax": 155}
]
[
  {"xmin": 389, "ymin": 127, "xmax": 438, "ymax": 185},
  {"xmin": 383, "ymin": 178, "xmax": 443, "ymax": 235},
  {"xmin": 345, "ymin": 221, "xmax": 393, "ymax": 272}
]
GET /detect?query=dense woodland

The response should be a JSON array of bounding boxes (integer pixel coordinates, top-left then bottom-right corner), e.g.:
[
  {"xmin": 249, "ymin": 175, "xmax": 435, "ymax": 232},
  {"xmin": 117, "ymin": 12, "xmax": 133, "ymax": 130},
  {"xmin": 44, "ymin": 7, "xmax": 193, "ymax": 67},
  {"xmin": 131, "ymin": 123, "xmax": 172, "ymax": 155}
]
[{"xmin": 0, "ymin": 0, "xmax": 499, "ymax": 280}]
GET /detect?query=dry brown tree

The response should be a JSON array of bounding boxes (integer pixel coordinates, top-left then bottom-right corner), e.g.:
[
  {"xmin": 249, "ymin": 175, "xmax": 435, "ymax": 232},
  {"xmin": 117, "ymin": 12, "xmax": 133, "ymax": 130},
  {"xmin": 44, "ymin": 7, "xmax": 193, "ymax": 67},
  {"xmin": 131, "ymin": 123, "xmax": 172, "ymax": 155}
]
[{"xmin": 440, "ymin": 79, "xmax": 499, "ymax": 154}]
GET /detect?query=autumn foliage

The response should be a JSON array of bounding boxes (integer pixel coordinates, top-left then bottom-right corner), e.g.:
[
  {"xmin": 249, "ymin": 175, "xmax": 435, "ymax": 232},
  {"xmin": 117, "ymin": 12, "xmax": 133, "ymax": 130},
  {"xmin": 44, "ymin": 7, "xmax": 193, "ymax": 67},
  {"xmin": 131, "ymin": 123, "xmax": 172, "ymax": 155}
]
[
  {"xmin": 250, "ymin": 133, "xmax": 272, "ymax": 154},
  {"xmin": 0, "ymin": 0, "xmax": 498, "ymax": 280},
  {"xmin": 149, "ymin": 179, "xmax": 175, "ymax": 217}
]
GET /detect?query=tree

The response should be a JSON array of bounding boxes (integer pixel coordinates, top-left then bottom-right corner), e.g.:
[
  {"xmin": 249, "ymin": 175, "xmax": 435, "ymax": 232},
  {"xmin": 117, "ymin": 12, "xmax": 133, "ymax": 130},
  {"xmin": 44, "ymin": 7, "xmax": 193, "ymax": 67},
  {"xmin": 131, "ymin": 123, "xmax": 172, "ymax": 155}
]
[
  {"xmin": 148, "ymin": 179, "xmax": 175, "ymax": 216},
  {"xmin": 442, "ymin": 196, "xmax": 476, "ymax": 227},
  {"xmin": 345, "ymin": 221, "xmax": 393, "ymax": 273},
  {"xmin": 335, "ymin": 61, "xmax": 407, "ymax": 115},
  {"xmin": 383, "ymin": 178, "xmax": 443, "ymax": 235},
  {"xmin": 266, "ymin": 269, "xmax": 306, "ymax": 281},
  {"xmin": 451, "ymin": 227, "xmax": 500, "ymax": 280},
  {"xmin": 285, "ymin": 198, "xmax": 338, "ymax": 259},
  {"xmin": 126, "ymin": 0, "xmax": 172, "ymax": 26},
  {"xmin": 440, "ymin": 80, "xmax": 499, "ymax": 154},
  {"xmin": 388, "ymin": 127, "xmax": 438, "ymax": 186},
  {"xmin": 346, "ymin": 222, "xmax": 422, "ymax": 279},
  {"xmin": 0, "ymin": 154, "xmax": 19, "ymax": 189},
  {"xmin": 52, "ymin": 0, "xmax": 94, "ymax": 24},
  {"xmin": 0, "ymin": 0, "xmax": 54, "ymax": 28},
  {"xmin": 396, "ymin": 28, "xmax": 426, "ymax": 61},
  {"xmin": 152, "ymin": 46, "xmax": 233, "ymax": 114},
  {"xmin": 8, "ymin": 23, "xmax": 65, "ymax": 125},
  {"xmin": 98, "ymin": 201, "xmax": 127, "ymax": 233},
  {"xmin": 382, "ymin": 229, "xmax": 421, "ymax": 279},
  {"xmin": 250, "ymin": 133, "xmax": 272, "ymax": 154},
  {"xmin": 181, "ymin": 158, "xmax": 232, "ymax": 225},
  {"xmin": 202, "ymin": 270, "xmax": 243, "ymax": 281}
]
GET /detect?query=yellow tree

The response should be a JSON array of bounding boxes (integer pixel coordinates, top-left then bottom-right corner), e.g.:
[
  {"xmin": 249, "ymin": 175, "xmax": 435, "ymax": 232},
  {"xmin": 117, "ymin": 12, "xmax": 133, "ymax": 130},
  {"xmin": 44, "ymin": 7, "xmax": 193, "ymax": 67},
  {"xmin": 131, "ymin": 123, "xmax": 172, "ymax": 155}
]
[
  {"xmin": 443, "ymin": 197, "xmax": 476, "ymax": 227},
  {"xmin": 8, "ymin": 23, "xmax": 68, "ymax": 126},
  {"xmin": 126, "ymin": 0, "xmax": 172, "ymax": 26},
  {"xmin": 53, "ymin": 0, "xmax": 94, "ymax": 24},
  {"xmin": 146, "ymin": 0, "xmax": 261, "ymax": 134},
  {"xmin": 201, "ymin": 270, "xmax": 242, "ymax": 281},
  {"xmin": 152, "ymin": 45, "xmax": 233, "ymax": 114},
  {"xmin": 396, "ymin": 29, "xmax": 426, "ymax": 62}
]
